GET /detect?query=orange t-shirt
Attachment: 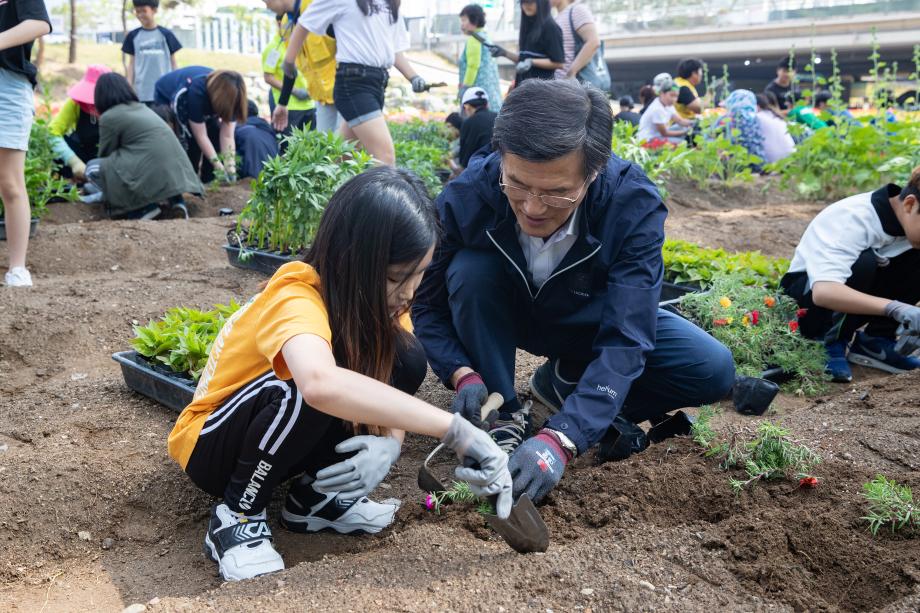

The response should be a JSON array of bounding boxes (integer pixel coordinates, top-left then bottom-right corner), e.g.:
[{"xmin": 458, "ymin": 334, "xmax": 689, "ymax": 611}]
[{"xmin": 167, "ymin": 261, "xmax": 413, "ymax": 469}]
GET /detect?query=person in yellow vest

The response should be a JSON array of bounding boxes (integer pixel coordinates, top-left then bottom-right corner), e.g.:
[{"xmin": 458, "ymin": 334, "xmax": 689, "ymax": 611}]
[
  {"xmin": 674, "ymin": 58, "xmax": 704, "ymax": 121},
  {"xmin": 262, "ymin": 0, "xmax": 340, "ymax": 132},
  {"xmin": 262, "ymin": 13, "xmax": 315, "ymax": 133}
]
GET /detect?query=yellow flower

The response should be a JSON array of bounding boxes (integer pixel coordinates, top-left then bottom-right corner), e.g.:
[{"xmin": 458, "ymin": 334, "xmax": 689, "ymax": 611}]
[
  {"xmin": 719, "ymin": 296, "xmax": 732, "ymax": 308},
  {"xmin": 742, "ymin": 314, "xmax": 751, "ymax": 326},
  {"xmin": 725, "ymin": 317, "xmax": 734, "ymax": 325}
]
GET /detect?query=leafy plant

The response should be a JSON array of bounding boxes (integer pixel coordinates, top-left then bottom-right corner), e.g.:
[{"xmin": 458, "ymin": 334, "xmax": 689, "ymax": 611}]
[
  {"xmin": 862, "ymin": 475, "xmax": 918, "ymax": 536},
  {"xmin": 236, "ymin": 128, "xmax": 373, "ymax": 254},
  {"xmin": 132, "ymin": 301, "xmax": 241, "ymax": 381},
  {"xmin": 611, "ymin": 121, "xmax": 693, "ymax": 199},
  {"xmin": 388, "ymin": 119, "xmax": 453, "ymax": 151},
  {"xmin": 424, "ymin": 481, "xmax": 494, "ymax": 516},
  {"xmin": 394, "ymin": 140, "xmax": 448, "ymax": 197},
  {"xmin": 679, "ymin": 274, "xmax": 829, "ymax": 395},
  {"xmin": 1, "ymin": 118, "xmax": 77, "ymax": 219},
  {"xmin": 662, "ymin": 239, "xmax": 789, "ymax": 289},
  {"xmin": 692, "ymin": 415, "xmax": 821, "ymax": 493}
]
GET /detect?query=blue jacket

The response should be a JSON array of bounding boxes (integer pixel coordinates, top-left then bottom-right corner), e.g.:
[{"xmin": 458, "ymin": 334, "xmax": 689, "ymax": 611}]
[{"xmin": 412, "ymin": 151, "xmax": 666, "ymax": 454}]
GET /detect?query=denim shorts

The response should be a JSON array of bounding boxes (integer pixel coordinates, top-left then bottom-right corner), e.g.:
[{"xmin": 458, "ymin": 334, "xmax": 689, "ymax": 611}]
[
  {"xmin": 334, "ymin": 63, "xmax": 389, "ymax": 127},
  {"xmin": 0, "ymin": 68, "xmax": 35, "ymax": 151}
]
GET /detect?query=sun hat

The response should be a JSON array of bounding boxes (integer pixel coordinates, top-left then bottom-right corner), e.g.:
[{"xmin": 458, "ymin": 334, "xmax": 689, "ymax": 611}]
[
  {"xmin": 461, "ymin": 86, "xmax": 489, "ymax": 106},
  {"xmin": 652, "ymin": 72, "xmax": 677, "ymax": 94},
  {"xmin": 67, "ymin": 65, "xmax": 112, "ymax": 106}
]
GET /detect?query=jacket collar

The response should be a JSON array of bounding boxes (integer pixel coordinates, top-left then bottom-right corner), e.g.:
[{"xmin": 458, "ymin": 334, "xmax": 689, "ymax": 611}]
[{"xmin": 871, "ymin": 183, "xmax": 905, "ymax": 237}]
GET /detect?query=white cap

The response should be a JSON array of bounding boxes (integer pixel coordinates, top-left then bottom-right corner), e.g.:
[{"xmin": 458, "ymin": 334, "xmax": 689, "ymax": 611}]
[
  {"xmin": 461, "ymin": 86, "xmax": 489, "ymax": 106},
  {"xmin": 652, "ymin": 72, "xmax": 676, "ymax": 94}
]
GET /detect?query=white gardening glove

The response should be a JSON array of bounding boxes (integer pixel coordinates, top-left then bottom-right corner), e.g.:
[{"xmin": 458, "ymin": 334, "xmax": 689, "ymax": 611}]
[
  {"xmin": 312, "ymin": 435, "xmax": 401, "ymax": 499},
  {"xmin": 441, "ymin": 413, "xmax": 513, "ymax": 519}
]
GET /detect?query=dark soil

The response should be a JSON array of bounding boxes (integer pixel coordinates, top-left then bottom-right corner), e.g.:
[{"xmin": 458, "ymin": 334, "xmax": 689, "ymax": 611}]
[{"xmin": 1, "ymin": 181, "xmax": 918, "ymax": 612}]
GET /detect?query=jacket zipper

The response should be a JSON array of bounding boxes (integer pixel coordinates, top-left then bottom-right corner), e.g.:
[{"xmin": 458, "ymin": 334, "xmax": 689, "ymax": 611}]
[{"xmin": 486, "ymin": 230, "xmax": 602, "ymax": 302}]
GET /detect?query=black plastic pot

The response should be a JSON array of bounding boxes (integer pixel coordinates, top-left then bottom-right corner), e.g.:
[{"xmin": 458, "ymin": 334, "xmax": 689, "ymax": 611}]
[
  {"xmin": 660, "ymin": 280, "xmax": 702, "ymax": 302},
  {"xmin": 732, "ymin": 375, "xmax": 781, "ymax": 416},
  {"xmin": 224, "ymin": 244, "xmax": 296, "ymax": 275},
  {"xmin": 111, "ymin": 350, "xmax": 196, "ymax": 412},
  {"xmin": 0, "ymin": 218, "xmax": 39, "ymax": 240}
]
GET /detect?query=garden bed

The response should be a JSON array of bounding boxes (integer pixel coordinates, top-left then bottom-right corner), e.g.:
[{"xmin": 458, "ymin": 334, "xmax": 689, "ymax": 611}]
[
  {"xmin": 0, "ymin": 217, "xmax": 39, "ymax": 240},
  {"xmin": 111, "ymin": 350, "xmax": 196, "ymax": 412}
]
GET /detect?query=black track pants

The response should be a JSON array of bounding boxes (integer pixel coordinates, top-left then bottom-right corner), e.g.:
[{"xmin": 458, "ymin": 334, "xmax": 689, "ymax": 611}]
[{"xmin": 185, "ymin": 335, "xmax": 428, "ymax": 514}]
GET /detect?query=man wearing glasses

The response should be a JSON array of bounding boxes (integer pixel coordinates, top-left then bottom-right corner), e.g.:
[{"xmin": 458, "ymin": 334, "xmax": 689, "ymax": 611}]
[{"xmin": 412, "ymin": 79, "xmax": 734, "ymax": 504}]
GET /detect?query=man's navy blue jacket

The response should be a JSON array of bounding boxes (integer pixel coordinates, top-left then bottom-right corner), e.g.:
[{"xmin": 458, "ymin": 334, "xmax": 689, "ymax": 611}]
[{"xmin": 412, "ymin": 151, "xmax": 667, "ymax": 454}]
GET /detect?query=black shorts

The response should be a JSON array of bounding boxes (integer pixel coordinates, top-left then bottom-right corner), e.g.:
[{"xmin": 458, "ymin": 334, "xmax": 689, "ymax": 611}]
[{"xmin": 333, "ymin": 63, "xmax": 389, "ymax": 127}]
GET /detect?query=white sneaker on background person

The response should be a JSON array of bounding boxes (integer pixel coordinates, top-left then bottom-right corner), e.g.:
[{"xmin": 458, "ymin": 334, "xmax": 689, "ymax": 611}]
[
  {"xmin": 281, "ymin": 475, "xmax": 400, "ymax": 534},
  {"xmin": 4, "ymin": 267, "xmax": 33, "ymax": 287}
]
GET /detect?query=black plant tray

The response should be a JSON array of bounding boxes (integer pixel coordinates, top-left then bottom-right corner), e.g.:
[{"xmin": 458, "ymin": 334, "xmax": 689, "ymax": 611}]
[
  {"xmin": 0, "ymin": 218, "xmax": 39, "ymax": 240},
  {"xmin": 760, "ymin": 366, "xmax": 794, "ymax": 383},
  {"xmin": 224, "ymin": 244, "xmax": 296, "ymax": 275},
  {"xmin": 112, "ymin": 350, "xmax": 196, "ymax": 412},
  {"xmin": 660, "ymin": 280, "xmax": 702, "ymax": 302}
]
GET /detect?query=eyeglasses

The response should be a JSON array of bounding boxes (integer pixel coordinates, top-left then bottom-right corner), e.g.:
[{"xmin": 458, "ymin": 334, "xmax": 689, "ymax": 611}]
[{"xmin": 499, "ymin": 167, "xmax": 592, "ymax": 209}]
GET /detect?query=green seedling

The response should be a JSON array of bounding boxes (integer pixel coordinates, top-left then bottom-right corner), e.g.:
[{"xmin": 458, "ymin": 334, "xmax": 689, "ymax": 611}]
[
  {"xmin": 424, "ymin": 481, "xmax": 495, "ymax": 516},
  {"xmin": 662, "ymin": 239, "xmax": 789, "ymax": 289},
  {"xmin": 862, "ymin": 474, "xmax": 918, "ymax": 536}
]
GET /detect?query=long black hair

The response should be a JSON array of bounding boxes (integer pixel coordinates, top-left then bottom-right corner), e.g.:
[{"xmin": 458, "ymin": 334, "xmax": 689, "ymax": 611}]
[
  {"xmin": 357, "ymin": 0, "xmax": 400, "ymax": 22},
  {"xmin": 304, "ymin": 166, "xmax": 437, "ymax": 394},
  {"xmin": 519, "ymin": 0, "xmax": 552, "ymax": 51},
  {"xmin": 94, "ymin": 73, "xmax": 139, "ymax": 115}
]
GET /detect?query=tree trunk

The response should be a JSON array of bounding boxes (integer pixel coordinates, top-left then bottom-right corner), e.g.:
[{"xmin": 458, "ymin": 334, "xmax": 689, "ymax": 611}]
[{"xmin": 68, "ymin": 0, "xmax": 77, "ymax": 63}]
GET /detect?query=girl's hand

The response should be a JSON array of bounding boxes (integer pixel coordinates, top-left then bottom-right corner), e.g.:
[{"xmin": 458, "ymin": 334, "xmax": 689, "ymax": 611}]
[
  {"xmin": 441, "ymin": 414, "xmax": 513, "ymax": 519},
  {"xmin": 272, "ymin": 105, "xmax": 289, "ymax": 131},
  {"xmin": 313, "ymin": 435, "xmax": 401, "ymax": 498}
]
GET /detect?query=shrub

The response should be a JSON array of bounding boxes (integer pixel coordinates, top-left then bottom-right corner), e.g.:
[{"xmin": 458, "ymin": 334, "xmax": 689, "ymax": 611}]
[
  {"xmin": 235, "ymin": 128, "xmax": 373, "ymax": 254},
  {"xmin": 388, "ymin": 118, "xmax": 453, "ymax": 151},
  {"xmin": 394, "ymin": 140, "xmax": 447, "ymax": 197}
]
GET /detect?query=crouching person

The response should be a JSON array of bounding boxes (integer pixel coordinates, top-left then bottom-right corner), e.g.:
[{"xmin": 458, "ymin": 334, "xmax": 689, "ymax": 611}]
[
  {"xmin": 167, "ymin": 167, "xmax": 512, "ymax": 581},
  {"xmin": 411, "ymin": 79, "xmax": 735, "ymax": 505},
  {"xmin": 781, "ymin": 166, "xmax": 920, "ymax": 382}
]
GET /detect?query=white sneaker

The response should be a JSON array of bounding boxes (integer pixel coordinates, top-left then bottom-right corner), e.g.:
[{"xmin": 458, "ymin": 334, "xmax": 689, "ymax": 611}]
[
  {"xmin": 281, "ymin": 477, "xmax": 399, "ymax": 535},
  {"xmin": 4, "ymin": 267, "xmax": 32, "ymax": 287},
  {"xmin": 204, "ymin": 503, "xmax": 284, "ymax": 581}
]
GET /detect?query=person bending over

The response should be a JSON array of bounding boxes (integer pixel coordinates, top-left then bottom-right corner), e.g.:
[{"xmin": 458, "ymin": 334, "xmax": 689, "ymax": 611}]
[
  {"xmin": 457, "ymin": 86, "xmax": 497, "ymax": 170},
  {"xmin": 169, "ymin": 167, "xmax": 512, "ymax": 582},
  {"xmin": 781, "ymin": 166, "xmax": 920, "ymax": 382},
  {"xmin": 412, "ymin": 79, "xmax": 735, "ymax": 505}
]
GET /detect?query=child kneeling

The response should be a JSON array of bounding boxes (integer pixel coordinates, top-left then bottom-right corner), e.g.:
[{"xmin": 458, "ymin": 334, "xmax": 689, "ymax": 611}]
[
  {"xmin": 167, "ymin": 167, "xmax": 512, "ymax": 581},
  {"xmin": 781, "ymin": 165, "xmax": 920, "ymax": 382}
]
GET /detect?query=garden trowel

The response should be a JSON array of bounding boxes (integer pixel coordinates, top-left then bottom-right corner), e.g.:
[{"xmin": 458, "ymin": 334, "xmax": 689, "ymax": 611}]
[{"xmin": 417, "ymin": 393, "xmax": 550, "ymax": 554}]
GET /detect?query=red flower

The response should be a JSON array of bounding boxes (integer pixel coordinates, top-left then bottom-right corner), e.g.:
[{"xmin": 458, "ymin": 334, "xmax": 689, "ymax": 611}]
[
  {"xmin": 796, "ymin": 308, "xmax": 808, "ymax": 319},
  {"xmin": 713, "ymin": 318, "xmax": 729, "ymax": 326},
  {"xmin": 750, "ymin": 310, "xmax": 760, "ymax": 325},
  {"xmin": 799, "ymin": 476, "xmax": 819, "ymax": 488},
  {"xmin": 788, "ymin": 320, "xmax": 799, "ymax": 332}
]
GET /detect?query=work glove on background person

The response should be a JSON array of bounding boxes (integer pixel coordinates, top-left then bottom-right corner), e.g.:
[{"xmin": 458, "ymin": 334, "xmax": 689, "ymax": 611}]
[
  {"xmin": 451, "ymin": 371, "xmax": 488, "ymax": 427},
  {"xmin": 489, "ymin": 45, "xmax": 509, "ymax": 58},
  {"xmin": 886, "ymin": 301, "xmax": 920, "ymax": 331},
  {"xmin": 68, "ymin": 156, "xmax": 86, "ymax": 180},
  {"xmin": 509, "ymin": 429, "xmax": 573, "ymax": 504},
  {"xmin": 312, "ymin": 435, "xmax": 400, "ymax": 499},
  {"xmin": 441, "ymin": 413, "xmax": 513, "ymax": 518},
  {"xmin": 411, "ymin": 76, "xmax": 428, "ymax": 93},
  {"xmin": 292, "ymin": 88, "xmax": 309, "ymax": 101},
  {"xmin": 515, "ymin": 59, "xmax": 533, "ymax": 74}
]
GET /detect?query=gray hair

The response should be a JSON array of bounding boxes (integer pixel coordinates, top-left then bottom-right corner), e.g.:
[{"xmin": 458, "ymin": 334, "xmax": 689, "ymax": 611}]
[{"xmin": 491, "ymin": 79, "xmax": 613, "ymax": 177}]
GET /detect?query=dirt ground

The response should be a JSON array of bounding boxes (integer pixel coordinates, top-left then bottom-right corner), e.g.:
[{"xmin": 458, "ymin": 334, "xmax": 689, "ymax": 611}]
[{"xmin": 1, "ymin": 180, "xmax": 918, "ymax": 612}]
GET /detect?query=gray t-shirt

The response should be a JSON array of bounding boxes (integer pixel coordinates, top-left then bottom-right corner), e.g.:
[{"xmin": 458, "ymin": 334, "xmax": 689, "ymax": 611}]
[{"xmin": 122, "ymin": 26, "xmax": 182, "ymax": 102}]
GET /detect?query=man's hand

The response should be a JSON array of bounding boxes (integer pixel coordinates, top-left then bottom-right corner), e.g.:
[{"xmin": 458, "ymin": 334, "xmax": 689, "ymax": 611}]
[
  {"xmin": 272, "ymin": 105, "xmax": 289, "ymax": 131},
  {"xmin": 441, "ymin": 413, "xmax": 513, "ymax": 519},
  {"xmin": 451, "ymin": 371, "xmax": 488, "ymax": 427},
  {"xmin": 508, "ymin": 430, "xmax": 571, "ymax": 503},
  {"xmin": 312, "ymin": 435, "xmax": 400, "ymax": 499},
  {"xmin": 292, "ymin": 88, "xmax": 309, "ymax": 101},
  {"xmin": 886, "ymin": 301, "xmax": 920, "ymax": 331},
  {"xmin": 411, "ymin": 75, "xmax": 428, "ymax": 93},
  {"xmin": 515, "ymin": 59, "xmax": 533, "ymax": 74}
]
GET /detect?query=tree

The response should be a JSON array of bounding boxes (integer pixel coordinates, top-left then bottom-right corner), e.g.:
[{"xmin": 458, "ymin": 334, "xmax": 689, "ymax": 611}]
[{"xmin": 69, "ymin": 0, "xmax": 77, "ymax": 63}]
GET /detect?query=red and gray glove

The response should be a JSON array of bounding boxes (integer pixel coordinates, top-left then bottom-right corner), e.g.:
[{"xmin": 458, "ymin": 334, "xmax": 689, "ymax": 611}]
[
  {"xmin": 451, "ymin": 371, "xmax": 488, "ymax": 427},
  {"xmin": 508, "ymin": 429, "xmax": 573, "ymax": 503}
]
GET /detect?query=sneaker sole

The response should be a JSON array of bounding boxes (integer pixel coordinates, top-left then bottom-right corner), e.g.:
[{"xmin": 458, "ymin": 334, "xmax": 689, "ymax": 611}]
[
  {"xmin": 203, "ymin": 532, "xmax": 284, "ymax": 582},
  {"xmin": 847, "ymin": 353, "xmax": 911, "ymax": 375},
  {"xmin": 528, "ymin": 371, "xmax": 562, "ymax": 413},
  {"xmin": 279, "ymin": 508, "xmax": 388, "ymax": 535}
]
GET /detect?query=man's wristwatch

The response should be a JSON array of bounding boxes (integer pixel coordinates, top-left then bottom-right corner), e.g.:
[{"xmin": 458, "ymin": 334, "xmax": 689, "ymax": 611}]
[{"xmin": 545, "ymin": 428, "xmax": 578, "ymax": 459}]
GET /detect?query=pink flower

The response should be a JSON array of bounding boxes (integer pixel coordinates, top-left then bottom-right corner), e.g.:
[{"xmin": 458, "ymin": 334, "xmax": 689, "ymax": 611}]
[
  {"xmin": 796, "ymin": 308, "xmax": 808, "ymax": 319},
  {"xmin": 424, "ymin": 494, "xmax": 435, "ymax": 511},
  {"xmin": 751, "ymin": 310, "xmax": 760, "ymax": 325}
]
